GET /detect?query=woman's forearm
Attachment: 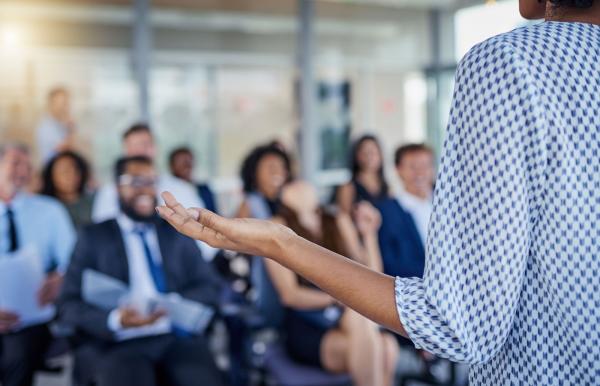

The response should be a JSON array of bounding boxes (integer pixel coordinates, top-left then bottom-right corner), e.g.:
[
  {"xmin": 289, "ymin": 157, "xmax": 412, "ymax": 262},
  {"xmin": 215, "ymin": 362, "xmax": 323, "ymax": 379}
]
[
  {"xmin": 269, "ymin": 230, "xmax": 407, "ymax": 336},
  {"xmin": 281, "ymin": 287, "xmax": 335, "ymax": 310},
  {"xmin": 362, "ymin": 233, "xmax": 383, "ymax": 272}
]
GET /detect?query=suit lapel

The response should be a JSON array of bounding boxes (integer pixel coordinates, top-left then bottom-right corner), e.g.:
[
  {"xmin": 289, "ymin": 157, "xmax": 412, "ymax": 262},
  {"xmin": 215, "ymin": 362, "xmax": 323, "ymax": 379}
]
[
  {"xmin": 394, "ymin": 200, "xmax": 426, "ymax": 256},
  {"xmin": 107, "ymin": 220, "xmax": 131, "ymax": 285}
]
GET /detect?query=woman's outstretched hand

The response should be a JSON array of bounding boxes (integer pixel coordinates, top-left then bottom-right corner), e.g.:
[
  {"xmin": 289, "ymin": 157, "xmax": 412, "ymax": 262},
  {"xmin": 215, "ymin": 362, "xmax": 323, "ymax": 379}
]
[
  {"xmin": 157, "ymin": 192, "xmax": 406, "ymax": 336},
  {"xmin": 156, "ymin": 191, "xmax": 295, "ymax": 258}
]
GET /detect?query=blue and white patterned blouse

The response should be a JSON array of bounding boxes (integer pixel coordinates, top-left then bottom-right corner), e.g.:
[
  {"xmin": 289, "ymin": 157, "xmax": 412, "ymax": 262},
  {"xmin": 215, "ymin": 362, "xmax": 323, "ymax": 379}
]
[{"xmin": 394, "ymin": 21, "xmax": 599, "ymax": 385}]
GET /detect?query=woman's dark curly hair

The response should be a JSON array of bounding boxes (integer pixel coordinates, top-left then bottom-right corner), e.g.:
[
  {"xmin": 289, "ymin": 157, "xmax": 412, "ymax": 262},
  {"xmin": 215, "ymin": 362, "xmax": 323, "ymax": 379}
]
[
  {"xmin": 240, "ymin": 144, "xmax": 292, "ymax": 193},
  {"xmin": 548, "ymin": 0, "xmax": 594, "ymax": 8},
  {"xmin": 349, "ymin": 134, "xmax": 389, "ymax": 196},
  {"xmin": 40, "ymin": 151, "xmax": 90, "ymax": 198}
]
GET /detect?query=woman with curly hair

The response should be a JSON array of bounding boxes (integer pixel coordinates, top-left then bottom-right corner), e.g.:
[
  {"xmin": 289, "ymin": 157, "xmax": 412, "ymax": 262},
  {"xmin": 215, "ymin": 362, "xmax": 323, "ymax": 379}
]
[
  {"xmin": 40, "ymin": 151, "xmax": 94, "ymax": 228},
  {"xmin": 159, "ymin": 1, "xmax": 599, "ymax": 385}
]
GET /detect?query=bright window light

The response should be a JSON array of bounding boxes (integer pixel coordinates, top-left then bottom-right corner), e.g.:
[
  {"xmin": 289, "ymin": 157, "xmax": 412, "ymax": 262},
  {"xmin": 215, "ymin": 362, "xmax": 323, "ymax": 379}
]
[
  {"xmin": 1, "ymin": 25, "xmax": 25, "ymax": 49},
  {"xmin": 455, "ymin": 0, "xmax": 527, "ymax": 60}
]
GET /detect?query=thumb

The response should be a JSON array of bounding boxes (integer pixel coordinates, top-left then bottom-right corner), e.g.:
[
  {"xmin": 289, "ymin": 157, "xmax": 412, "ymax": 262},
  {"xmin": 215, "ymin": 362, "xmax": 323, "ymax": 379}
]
[{"xmin": 192, "ymin": 208, "xmax": 229, "ymax": 235}]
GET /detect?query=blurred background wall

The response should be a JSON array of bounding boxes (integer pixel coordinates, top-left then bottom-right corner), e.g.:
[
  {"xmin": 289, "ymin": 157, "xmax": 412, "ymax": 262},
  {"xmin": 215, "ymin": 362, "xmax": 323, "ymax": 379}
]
[{"xmin": 0, "ymin": 0, "xmax": 526, "ymax": 214}]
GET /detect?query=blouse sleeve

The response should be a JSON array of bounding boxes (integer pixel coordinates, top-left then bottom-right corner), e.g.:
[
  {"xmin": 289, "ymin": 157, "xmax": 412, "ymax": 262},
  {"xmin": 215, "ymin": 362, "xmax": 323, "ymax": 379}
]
[{"xmin": 395, "ymin": 38, "xmax": 547, "ymax": 364}]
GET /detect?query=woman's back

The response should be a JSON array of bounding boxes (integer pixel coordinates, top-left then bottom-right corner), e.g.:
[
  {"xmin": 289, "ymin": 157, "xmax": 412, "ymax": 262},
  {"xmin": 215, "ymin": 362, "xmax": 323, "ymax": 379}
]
[
  {"xmin": 393, "ymin": 21, "xmax": 599, "ymax": 385},
  {"xmin": 509, "ymin": 21, "xmax": 599, "ymax": 384}
]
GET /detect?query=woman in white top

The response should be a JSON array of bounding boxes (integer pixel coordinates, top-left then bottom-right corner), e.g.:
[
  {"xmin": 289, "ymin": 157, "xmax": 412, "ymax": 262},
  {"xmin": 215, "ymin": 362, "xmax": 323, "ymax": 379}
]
[{"xmin": 158, "ymin": 1, "xmax": 600, "ymax": 385}]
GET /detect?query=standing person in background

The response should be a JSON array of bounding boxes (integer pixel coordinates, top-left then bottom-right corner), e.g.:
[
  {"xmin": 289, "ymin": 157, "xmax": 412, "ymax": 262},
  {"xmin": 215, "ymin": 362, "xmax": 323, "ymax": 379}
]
[
  {"xmin": 267, "ymin": 180, "xmax": 398, "ymax": 386},
  {"xmin": 0, "ymin": 143, "xmax": 76, "ymax": 386},
  {"xmin": 36, "ymin": 87, "xmax": 77, "ymax": 164},
  {"xmin": 91, "ymin": 123, "xmax": 217, "ymax": 260},
  {"xmin": 235, "ymin": 144, "xmax": 292, "ymax": 219},
  {"xmin": 40, "ymin": 151, "xmax": 95, "ymax": 229},
  {"xmin": 168, "ymin": 146, "xmax": 218, "ymax": 213},
  {"xmin": 335, "ymin": 135, "xmax": 389, "ymax": 213},
  {"xmin": 376, "ymin": 144, "xmax": 435, "ymax": 279}
]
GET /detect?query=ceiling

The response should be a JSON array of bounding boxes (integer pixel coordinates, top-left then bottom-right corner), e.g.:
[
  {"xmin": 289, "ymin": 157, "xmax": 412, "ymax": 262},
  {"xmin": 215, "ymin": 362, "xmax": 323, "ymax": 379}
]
[{"xmin": 9, "ymin": 0, "xmax": 488, "ymax": 13}]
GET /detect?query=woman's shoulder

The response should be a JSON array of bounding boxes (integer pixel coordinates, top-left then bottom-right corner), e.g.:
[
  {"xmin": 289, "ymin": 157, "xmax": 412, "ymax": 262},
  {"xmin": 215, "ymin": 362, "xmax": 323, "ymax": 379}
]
[{"xmin": 459, "ymin": 22, "xmax": 586, "ymax": 72}]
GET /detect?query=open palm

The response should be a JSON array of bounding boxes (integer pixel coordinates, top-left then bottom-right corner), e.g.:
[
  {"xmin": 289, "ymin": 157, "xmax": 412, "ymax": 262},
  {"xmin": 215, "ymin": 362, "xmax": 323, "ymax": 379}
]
[{"xmin": 156, "ymin": 192, "xmax": 294, "ymax": 258}]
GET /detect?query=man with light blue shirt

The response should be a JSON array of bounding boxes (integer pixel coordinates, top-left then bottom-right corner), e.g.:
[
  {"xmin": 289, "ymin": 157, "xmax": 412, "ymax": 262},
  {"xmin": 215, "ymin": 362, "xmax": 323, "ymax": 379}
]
[{"xmin": 0, "ymin": 143, "xmax": 76, "ymax": 386}]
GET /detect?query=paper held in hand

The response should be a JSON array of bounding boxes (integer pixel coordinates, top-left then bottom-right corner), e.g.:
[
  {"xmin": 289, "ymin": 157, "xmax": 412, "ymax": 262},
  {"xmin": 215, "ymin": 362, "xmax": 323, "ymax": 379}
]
[
  {"xmin": 82, "ymin": 269, "xmax": 214, "ymax": 334},
  {"xmin": 0, "ymin": 248, "xmax": 55, "ymax": 329}
]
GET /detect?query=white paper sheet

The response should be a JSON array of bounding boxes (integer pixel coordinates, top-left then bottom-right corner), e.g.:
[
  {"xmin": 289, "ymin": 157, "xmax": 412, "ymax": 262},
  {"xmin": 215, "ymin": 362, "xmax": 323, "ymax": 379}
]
[
  {"xmin": 156, "ymin": 294, "xmax": 215, "ymax": 335},
  {"xmin": 0, "ymin": 247, "xmax": 55, "ymax": 329},
  {"xmin": 82, "ymin": 269, "xmax": 214, "ymax": 334},
  {"xmin": 82, "ymin": 269, "xmax": 129, "ymax": 311}
]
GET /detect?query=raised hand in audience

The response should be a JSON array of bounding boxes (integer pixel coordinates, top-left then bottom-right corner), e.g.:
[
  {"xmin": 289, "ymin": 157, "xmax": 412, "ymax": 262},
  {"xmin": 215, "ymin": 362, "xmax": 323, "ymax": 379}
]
[{"xmin": 353, "ymin": 201, "xmax": 381, "ymax": 238}]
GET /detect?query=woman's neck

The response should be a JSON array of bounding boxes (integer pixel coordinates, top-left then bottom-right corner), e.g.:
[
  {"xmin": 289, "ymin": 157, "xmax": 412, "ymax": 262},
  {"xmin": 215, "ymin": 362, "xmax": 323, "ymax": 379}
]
[
  {"xmin": 57, "ymin": 191, "xmax": 80, "ymax": 204},
  {"xmin": 357, "ymin": 171, "xmax": 381, "ymax": 191},
  {"xmin": 545, "ymin": 3, "xmax": 600, "ymax": 25}
]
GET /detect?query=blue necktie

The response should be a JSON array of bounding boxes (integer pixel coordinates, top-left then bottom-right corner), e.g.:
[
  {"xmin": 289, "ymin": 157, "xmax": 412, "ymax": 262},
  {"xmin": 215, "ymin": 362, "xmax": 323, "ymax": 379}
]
[
  {"xmin": 133, "ymin": 226, "xmax": 167, "ymax": 293},
  {"xmin": 133, "ymin": 226, "xmax": 190, "ymax": 337}
]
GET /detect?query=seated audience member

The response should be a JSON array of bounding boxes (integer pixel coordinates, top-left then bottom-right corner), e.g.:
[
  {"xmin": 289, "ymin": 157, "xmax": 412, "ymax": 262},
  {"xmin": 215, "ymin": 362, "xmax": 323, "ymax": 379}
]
[
  {"xmin": 91, "ymin": 123, "xmax": 216, "ymax": 260},
  {"xmin": 266, "ymin": 180, "xmax": 398, "ymax": 386},
  {"xmin": 215, "ymin": 144, "xmax": 292, "ymax": 292},
  {"xmin": 36, "ymin": 87, "xmax": 77, "ymax": 164},
  {"xmin": 376, "ymin": 144, "xmax": 435, "ymax": 279},
  {"xmin": 335, "ymin": 135, "xmax": 389, "ymax": 213},
  {"xmin": 40, "ymin": 151, "xmax": 95, "ymax": 229},
  {"xmin": 236, "ymin": 144, "xmax": 292, "ymax": 219},
  {"xmin": 59, "ymin": 156, "xmax": 225, "ymax": 386},
  {"xmin": 168, "ymin": 146, "xmax": 218, "ymax": 213},
  {"xmin": 0, "ymin": 143, "xmax": 76, "ymax": 386}
]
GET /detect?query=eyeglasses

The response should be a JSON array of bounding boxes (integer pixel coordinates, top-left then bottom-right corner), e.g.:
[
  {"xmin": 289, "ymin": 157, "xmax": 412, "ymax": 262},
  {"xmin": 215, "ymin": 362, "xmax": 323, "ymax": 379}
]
[{"xmin": 118, "ymin": 174, "xmax": 157, "ymax": 189}]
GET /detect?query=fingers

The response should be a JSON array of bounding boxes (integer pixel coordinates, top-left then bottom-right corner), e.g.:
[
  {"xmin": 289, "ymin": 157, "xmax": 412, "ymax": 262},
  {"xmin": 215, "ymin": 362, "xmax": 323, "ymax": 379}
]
[
  {"xmin": 0, "ymin": 310, "xmax": 19, "ymax": 323},
  {"xmin": 195, "ymin": 208, "xmax": 228, "ymax": 235},
  {"xmin": 159, "ymin": 191, "xmax": 229, "ymax": 235},
  {"xmin": 157, "ymin": 205, "xmax": 228, "ymax": 249},
  {"xmin": 161, "ymin": 191, "xmax": 189, "ymax": 217},
  {"xmin": 0, "ymin": 310, "xmax": 20, "ymax": 332},
  {"xmin": 156, "ymin": 205, "xmax": 188, "ymax": 229},
  {"xmin": 121, "ymin": 308, "xmax": 165, "ymax": 328}
]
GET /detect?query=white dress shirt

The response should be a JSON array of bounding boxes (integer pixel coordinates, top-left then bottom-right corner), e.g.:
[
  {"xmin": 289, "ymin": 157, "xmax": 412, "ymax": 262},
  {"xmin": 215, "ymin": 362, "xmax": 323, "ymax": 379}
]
[
  {"xmin": 107, "ymin": 215, "xmax": 171, "ymax": 341},
  {"xmin": 91, "ymin": 173, "xmax": 217, "ymax": 260},
  {"xmin": 396, "ymin": 190, "xmax": 433, "ymax": 246}
]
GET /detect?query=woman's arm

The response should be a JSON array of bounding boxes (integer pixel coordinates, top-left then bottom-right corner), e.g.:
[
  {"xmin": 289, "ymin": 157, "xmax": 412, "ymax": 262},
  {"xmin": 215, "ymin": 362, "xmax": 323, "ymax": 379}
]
[
  {"xmin": 264, "ymin": 258, "xmax": 335, "ymax": 310},
  {"xmin": 156, "ymin": 192, "xmax": 407, "ymax": 336},
  {"xmin": 235, "ymin": 199, "xmax": 251, "ymax": 218},
  {"xmin": 336, "ymin": 211, "xmax": 383, "ymax": 272},
  {"xmin": 360, "ymin": 232, "xmax": 383, "ymax": 273},
  {"xmin": 336, "ymin": 183, "xmax": 355, "ymax": 214},
  {"xmin": 276, "ymin": 233, "xmax": 404, "ymax": 334}
]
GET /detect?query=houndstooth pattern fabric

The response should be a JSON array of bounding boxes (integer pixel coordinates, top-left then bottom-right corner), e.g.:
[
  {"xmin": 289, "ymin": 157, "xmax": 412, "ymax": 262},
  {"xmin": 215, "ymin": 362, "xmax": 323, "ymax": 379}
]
[{"xmin": 394, "ymin": 21, "xmax": 599, "ymax": 385}]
